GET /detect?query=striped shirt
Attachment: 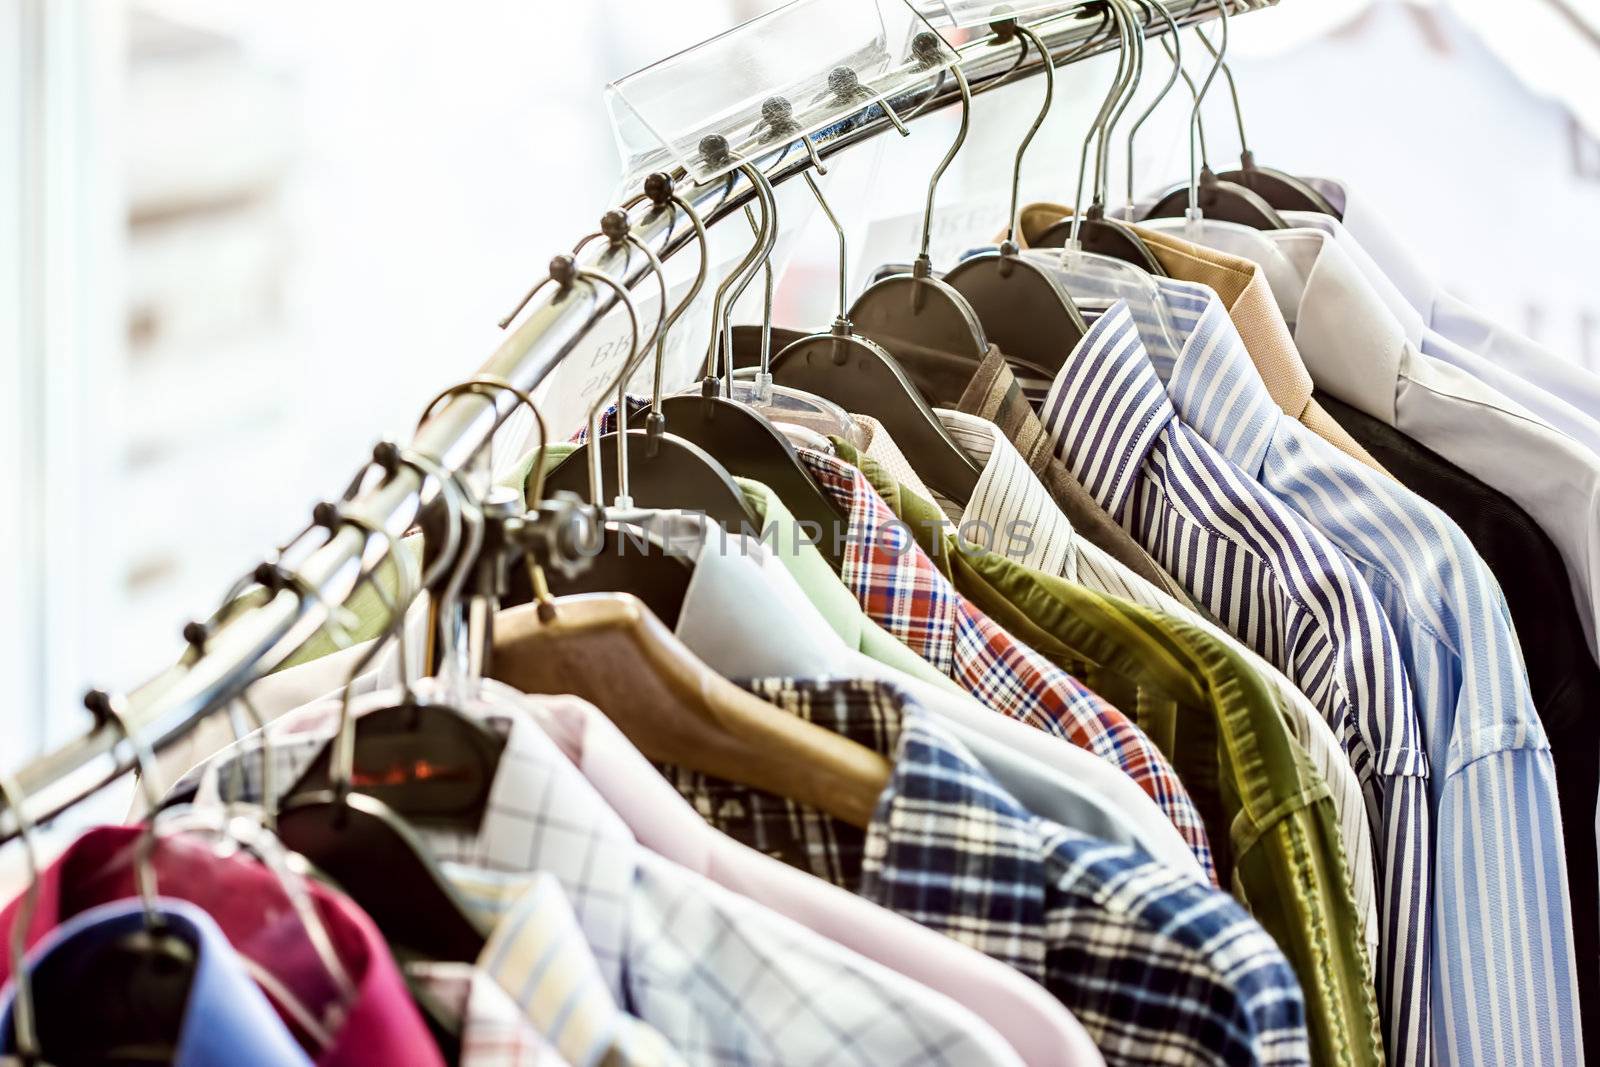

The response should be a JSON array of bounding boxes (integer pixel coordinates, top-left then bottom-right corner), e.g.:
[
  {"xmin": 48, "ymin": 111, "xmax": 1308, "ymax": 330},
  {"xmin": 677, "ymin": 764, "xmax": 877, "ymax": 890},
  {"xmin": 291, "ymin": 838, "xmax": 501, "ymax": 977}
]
[
  {"xmin": 1038, "ymin": 300, "xmax": 1431, "ymax": 1067},
  {"xmin": 886, "ymin": 410, "xmax": 1380, "ymax": 968},
  {"xmin": 793, "ymin": 445, "xmax": 1218, "ymax": 881},
  {"xmin": 1151, "ymin": 279, "xmax": 1583, "ymax": 1067}
]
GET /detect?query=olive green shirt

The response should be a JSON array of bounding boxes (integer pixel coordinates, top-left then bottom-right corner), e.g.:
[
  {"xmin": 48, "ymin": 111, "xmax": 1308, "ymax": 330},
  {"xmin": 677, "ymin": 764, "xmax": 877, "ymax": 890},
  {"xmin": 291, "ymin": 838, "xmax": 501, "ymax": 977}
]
[{"xmin": 836, "ymin": 439, "xmax": 1385, "ymax": 1067}]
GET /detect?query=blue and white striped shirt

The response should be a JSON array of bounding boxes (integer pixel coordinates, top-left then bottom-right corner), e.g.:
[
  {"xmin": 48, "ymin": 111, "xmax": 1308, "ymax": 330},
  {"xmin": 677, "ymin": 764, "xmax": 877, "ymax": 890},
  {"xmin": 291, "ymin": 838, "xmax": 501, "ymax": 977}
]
[
  {"xmin": 1150, "ymin": 279, "xmax": 1584, "ymax": 1067},
  {"xmin": 1037, "ymin": 300, "xmax": 1433, "ymax": 1067}
]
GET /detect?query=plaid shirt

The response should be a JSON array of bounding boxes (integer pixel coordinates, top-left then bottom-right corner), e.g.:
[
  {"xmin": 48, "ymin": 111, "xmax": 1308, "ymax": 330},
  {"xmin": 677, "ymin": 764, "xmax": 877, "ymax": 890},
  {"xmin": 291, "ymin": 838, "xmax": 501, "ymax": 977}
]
[
  {"xmin": 793, "ymin": 445, "xmax": 1216, "ymax": 883},
  {"xmin": 663, "ymin": 676, "xmax": 1309, "ymax": 1067},
  {"xmin": 407, "ymin": 962, "xmax": 571, "ymax": 1066},
  {"xmin": 170, "ymin": 681, "xmax": 1024, "ymax": 1067}
]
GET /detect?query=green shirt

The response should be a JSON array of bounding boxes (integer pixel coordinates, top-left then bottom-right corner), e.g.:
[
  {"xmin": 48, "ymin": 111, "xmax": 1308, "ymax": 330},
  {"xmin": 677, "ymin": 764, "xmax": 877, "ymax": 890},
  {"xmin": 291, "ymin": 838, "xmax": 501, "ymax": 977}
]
[{"xmin": 836, "ymin": 439, "xmax": 1385, "ymax": 1067}]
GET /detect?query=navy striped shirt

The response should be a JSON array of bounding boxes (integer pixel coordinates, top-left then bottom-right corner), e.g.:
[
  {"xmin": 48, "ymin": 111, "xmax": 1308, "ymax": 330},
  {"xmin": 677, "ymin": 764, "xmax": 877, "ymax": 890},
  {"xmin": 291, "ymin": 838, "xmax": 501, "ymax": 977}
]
[{"xmin": 1039, "ymin": 300, "xmax": 1431, "ymax": 1067}]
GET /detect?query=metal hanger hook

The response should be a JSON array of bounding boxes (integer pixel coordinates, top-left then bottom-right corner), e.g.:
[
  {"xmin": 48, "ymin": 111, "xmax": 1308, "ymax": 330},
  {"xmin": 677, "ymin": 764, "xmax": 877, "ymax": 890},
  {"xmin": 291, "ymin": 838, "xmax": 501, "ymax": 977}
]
[
  {"xmin": 912, "ymin": 29, "xmax": 971, "ymax": 270},
  {"xmin": 992, "ymin": 18, "xmax": 1057, "ymax": 251},
  {"xmin": 1069, "ymin": 0, "xmax": 1136, "ymax": 246},
  {"xmin": 1186, "ymin": 0, "xmax": 1231, "ymax": 219},
  {"xmin": 698, "ymin": 144, "xmax": 773, "ymax": 390},
  {"xmin": 722, "ymin": 161, "xmax": 781, "ymax": 396},
  {"xmin": 639, "ymin": 173, "xmax": 711, "ymax": 424},
  {"xmin": 84, "ymin": 690, "xmax": 166, "ymax": 931},
  {"xmin": 1190, "ymin": 16, "xmax": 1248, "ymax": 160},
  {"xmin": 1126, "ymin": 0, "xmax": 1183, "ymax": 210},
  {"xmin": 418, "ymin": 375, "xmax": 550, "ymax": 510},
  {"xmin": 571, "ymin": 256, "xmax": 645, "ymax": 510}
]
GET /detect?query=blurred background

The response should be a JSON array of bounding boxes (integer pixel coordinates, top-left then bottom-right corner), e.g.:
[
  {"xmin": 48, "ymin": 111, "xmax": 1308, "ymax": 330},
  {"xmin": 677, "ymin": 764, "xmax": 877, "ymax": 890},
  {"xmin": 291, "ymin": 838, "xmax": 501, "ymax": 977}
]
[{"xmin": 4, "ymin": 0, "xmax": 1599, "ymax": 776}]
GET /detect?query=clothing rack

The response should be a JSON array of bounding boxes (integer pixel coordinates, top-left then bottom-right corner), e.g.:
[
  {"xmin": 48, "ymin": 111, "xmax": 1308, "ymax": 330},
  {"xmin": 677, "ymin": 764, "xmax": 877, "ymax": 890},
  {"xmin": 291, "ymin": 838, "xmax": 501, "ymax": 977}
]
[{"xmin": 0, "ymin": 0, "xmax": 1265, "ymax": 844}]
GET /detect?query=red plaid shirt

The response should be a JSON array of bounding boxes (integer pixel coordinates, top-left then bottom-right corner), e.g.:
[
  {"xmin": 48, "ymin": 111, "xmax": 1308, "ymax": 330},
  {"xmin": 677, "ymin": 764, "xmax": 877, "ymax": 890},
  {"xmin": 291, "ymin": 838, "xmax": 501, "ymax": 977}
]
[{"xmin": 798, "ymin": 446, "xmax": 1216, "ymax": 883}]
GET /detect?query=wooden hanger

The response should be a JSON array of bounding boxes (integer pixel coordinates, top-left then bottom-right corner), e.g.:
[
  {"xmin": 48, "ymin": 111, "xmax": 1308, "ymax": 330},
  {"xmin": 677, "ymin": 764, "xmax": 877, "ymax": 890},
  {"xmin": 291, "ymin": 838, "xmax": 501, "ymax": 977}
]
[{"xmin": 490, "ymin": 594, "xmax": 889, "ymax": 828}]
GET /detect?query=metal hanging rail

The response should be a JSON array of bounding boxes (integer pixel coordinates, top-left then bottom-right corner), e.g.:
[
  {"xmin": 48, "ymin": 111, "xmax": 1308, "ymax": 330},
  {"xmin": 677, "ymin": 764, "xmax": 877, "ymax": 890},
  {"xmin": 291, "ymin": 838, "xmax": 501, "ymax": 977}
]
[{"xmin": 0, "ymin": 0, "xmax": 1262, "ymax": 843}]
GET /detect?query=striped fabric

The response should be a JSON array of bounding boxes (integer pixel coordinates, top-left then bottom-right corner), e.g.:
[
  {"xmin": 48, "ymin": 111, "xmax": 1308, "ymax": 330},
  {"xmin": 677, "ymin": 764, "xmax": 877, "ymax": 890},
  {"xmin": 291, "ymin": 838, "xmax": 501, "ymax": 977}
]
[
  {"xmin": 793, "ymin": 445, "xmax": 1218, "ymax": 882},
  {"xmin": 902, "ymin": 408, "xmax": 1380, "ymax": 968},
  {"xmin": 1038, "ymin": 301, "xmax": 1433, "ymax": 1067},
  {"xmin": 1152, "ymin": 280, "xmax": 1583, "ymax": 1067}
]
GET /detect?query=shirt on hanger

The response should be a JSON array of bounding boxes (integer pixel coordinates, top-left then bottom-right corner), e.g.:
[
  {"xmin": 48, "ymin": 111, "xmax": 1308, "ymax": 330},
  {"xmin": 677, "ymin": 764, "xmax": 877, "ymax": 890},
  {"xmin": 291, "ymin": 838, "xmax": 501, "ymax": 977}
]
[
  {"xmin": 0, "ymin": 898, "xmax": 312, "ymax": 1067},
  {"xmin": 173, "ymin": 685, "xmax": 1027, "ymax": 1067},
  {"xmin": 406, "ymin": 962, "xmax": 571, "ymax": 1067},
  {"xmin": 790, "ymin": 444, "xmax": 1219, "ymax": 882},
  {"xmin": 1260, "ymin": 223, "xmax": 1600, "ymax": 669},
  {"xmin": 1008, "ymin": 202, "xmax": 1389, "ymax": 477},
  {"xmin": 1038, "ymin": 300, "xmax": 1433, "ymax": 1067},
  {"xmin": 833, "ymin": 441, "xmax": 1383, "ymax": 1067},
  {"xmin": 1316, "ymin": 387, "xmax": 1600, "ymax": 1058},
  {"xmin": 1148, "ymin": 273, "xmax": 1582, "ymax": 1066},
  {"xmin": 662, "ymin": 675, "xmax": 1310, "ymax": 1067},
  {"xmin": 891, "ymin": 409, "xmax": 1380, "ymax": 961},
  {"xmin": 535, "ymin": 690, "xmax": 1105, "ymax": 1067},
  {"xmin": 1300, "ymin": 180, "xmax": 1600, "ymax": 437},
  {"xmin": 0, "ymin": 824, "xmax": 441, "ymax": 1067}
]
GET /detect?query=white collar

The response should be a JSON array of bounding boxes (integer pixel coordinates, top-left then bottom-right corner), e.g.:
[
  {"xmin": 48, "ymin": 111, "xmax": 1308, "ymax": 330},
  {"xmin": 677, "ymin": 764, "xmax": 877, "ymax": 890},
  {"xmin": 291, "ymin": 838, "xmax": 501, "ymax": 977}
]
[
  {"xmin": 930, "ymin": 409, "xmax": 1079, "ymax": 580},
  {"xmin": 1260, "ymin": 227, "xmax": 1410, "ymax": 424}
]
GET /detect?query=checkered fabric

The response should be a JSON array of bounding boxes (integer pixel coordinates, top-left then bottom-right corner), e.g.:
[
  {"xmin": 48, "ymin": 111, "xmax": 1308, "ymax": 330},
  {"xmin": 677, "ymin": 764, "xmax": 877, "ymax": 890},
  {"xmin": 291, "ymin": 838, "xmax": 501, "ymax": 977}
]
[
  {"xmin": 667, "ymin": 676, "xmax": 1309, "ymax": 1067},
  {"xmin": 407, "ymin": 962, "xmax": 571, "ymax": 1066},
  {"xmin": 168, "ymin": 683, "xmax": 1024, "ymax": 1067},
  {"xmin": 793, "ymin": 446, "xmax": 1216, "ymax": 883}
]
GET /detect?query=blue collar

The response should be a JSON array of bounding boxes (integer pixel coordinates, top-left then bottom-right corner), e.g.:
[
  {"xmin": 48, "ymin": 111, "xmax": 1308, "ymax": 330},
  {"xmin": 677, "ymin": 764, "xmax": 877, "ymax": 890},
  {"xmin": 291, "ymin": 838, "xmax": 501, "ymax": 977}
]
[{"xmin": 0, "ymin": 898, "xmax": 310, "ymax": 1067}]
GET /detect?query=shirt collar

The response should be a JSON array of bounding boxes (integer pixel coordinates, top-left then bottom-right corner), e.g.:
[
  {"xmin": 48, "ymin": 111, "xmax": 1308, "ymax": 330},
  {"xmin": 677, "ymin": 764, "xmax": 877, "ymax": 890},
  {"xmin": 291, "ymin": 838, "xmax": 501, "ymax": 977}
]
[
  {"xmin": 1158, "ymin": 287, "xmax": 1280, "ymax": 480},
  {"xmin": 1038, "ymin": 299, "xmax": 1175, "ymax": 517},
  {"xmin": 0, "ymin": 823, "xmax": 436, "ymax": 1067},
  {"xmin": 1, "ymin": 898, "xmax": 312, "ymax": 1067},
  {"xmin": 930, "ymin": 408, "xmax": 1079, "ymax": 579},
  {"xmin": 177, "ymin": 680, "xmax": 642, "ymax": 999},
  {"xmin": 404, "ymin": 962, "xmax": 564, "ymax": 1067},
  {"xmin": 1294, "ymin": 179, "xmax": 1440, "ymax": 322},
  {"xmin": 1261, "ymin": 227, "xmax": 1408, "ymax": 424}
]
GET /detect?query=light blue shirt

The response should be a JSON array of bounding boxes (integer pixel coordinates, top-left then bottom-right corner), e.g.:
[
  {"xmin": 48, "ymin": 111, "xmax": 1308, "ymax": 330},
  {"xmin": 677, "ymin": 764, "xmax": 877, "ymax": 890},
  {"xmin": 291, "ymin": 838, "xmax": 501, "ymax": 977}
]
[
  {"xmin": 1139, "ymin": 276, "xmax": 1583, "ymax": 1067},
  {"xmin": 0, "ymin": 898, "xmax": 311, "ymax": 1067}
]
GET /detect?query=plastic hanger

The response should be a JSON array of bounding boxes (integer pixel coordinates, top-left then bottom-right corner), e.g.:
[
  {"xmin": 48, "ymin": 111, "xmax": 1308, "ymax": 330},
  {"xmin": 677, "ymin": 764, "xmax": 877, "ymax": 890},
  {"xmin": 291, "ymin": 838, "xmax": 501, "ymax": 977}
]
[
  {"xmin": 1138, "ymin": 2, "xmax": 1287, "ymax": 230},
  {"xmin": 846, "ymin": 31, "xmax": 992, "ymax": 402},
  {"xmin": 490, "ymin": 592, "xmax": 891, "ymax": 829},
  {"xmin": 942, "ymin": 17, "xmax": 1090, "ymax": 379},
  {"xmin": 274, "ymin": 456, "xmax": 493, "ymax": 963},
  {"xmin": 763, "ymin": 95, "xmax": 981, "ymax": 502},
  {"xmin": 536, "ymin": 220, "xmax": 760, "ymax": 535}
]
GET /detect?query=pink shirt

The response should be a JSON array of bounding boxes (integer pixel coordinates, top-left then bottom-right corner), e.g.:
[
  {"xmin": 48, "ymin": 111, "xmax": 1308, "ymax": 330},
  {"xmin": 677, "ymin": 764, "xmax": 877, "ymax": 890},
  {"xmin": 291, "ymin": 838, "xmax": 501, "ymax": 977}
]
[
  {"xmin": 531, "ymin": 693, "xmax": 1105, "ymax": 1067},
  {"xmin": 0, "ymin": 825, "xmax": 443, "ymax": 1067}
]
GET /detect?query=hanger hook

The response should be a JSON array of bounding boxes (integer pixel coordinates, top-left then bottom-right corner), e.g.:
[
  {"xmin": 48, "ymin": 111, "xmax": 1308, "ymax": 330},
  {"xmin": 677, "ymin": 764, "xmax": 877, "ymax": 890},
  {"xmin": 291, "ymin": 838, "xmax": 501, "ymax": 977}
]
[
  {"xmin": 993, "ymin": 18, "xmax": 1057, "ymax": 252},
  {"xmin": 1126, "ymin": 0, "xmax": 1182, "ymax": 211},
  {"xmin": 579, "ymin": 210, "xmax": 670, "ymax": 506},
  {"xmin": 912, "ymin": 30, "xmax": 970, "ymax": 274},
  {"xmin": 1186, "ymin": 0, "xmax": 1230, "ymax": 219},
  {"xmin": 722, "ymin": 160, "xmax": 781, "ymax": 397},
  {"xmin": 639, "ymin": 173, "xmax": 711, "ymax": 424},
  {"xmin": 417, "ymin": 375, "xmax": 549, "ymax": 509},
  {"xmin": 1069, "ymin": 0, "xmax": 1136, "ymax": 246},
  {"xmin": 1190, "ymin": 18, "xmax": 1248, "ymax": 161},
  {"xmin": 1098, "ymin": 0, "xmax": 1145, "ymax": 208},
  {"xmin": 697, "ymin": 144, "xmax": 772, "ymax": 390},
  {"xmin": 83, "ymin": 690, "xmax": 166, "ymax": 931},
  {"xmin": 0, "ymin": 772, "xmax": 46, "ymax": 1065},
  {"xmin": 571, "ymin": 257, "xmax": 645, "ymax": 509}
]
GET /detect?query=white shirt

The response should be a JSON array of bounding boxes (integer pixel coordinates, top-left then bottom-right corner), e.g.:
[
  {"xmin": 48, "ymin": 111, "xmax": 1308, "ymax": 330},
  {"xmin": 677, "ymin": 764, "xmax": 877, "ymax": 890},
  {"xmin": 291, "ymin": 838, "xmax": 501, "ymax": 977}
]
[{"xmin": 1227, "ymin": 224, "xmax": 1600, "ymax": 672}]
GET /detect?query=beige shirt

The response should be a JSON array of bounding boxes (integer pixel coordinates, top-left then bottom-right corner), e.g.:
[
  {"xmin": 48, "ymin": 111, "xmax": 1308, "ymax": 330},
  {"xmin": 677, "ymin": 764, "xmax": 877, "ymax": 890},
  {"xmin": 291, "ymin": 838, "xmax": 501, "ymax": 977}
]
[{"xmin": 1012, "ymin": 203, "xmax": 1392, "ymax": 479}]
